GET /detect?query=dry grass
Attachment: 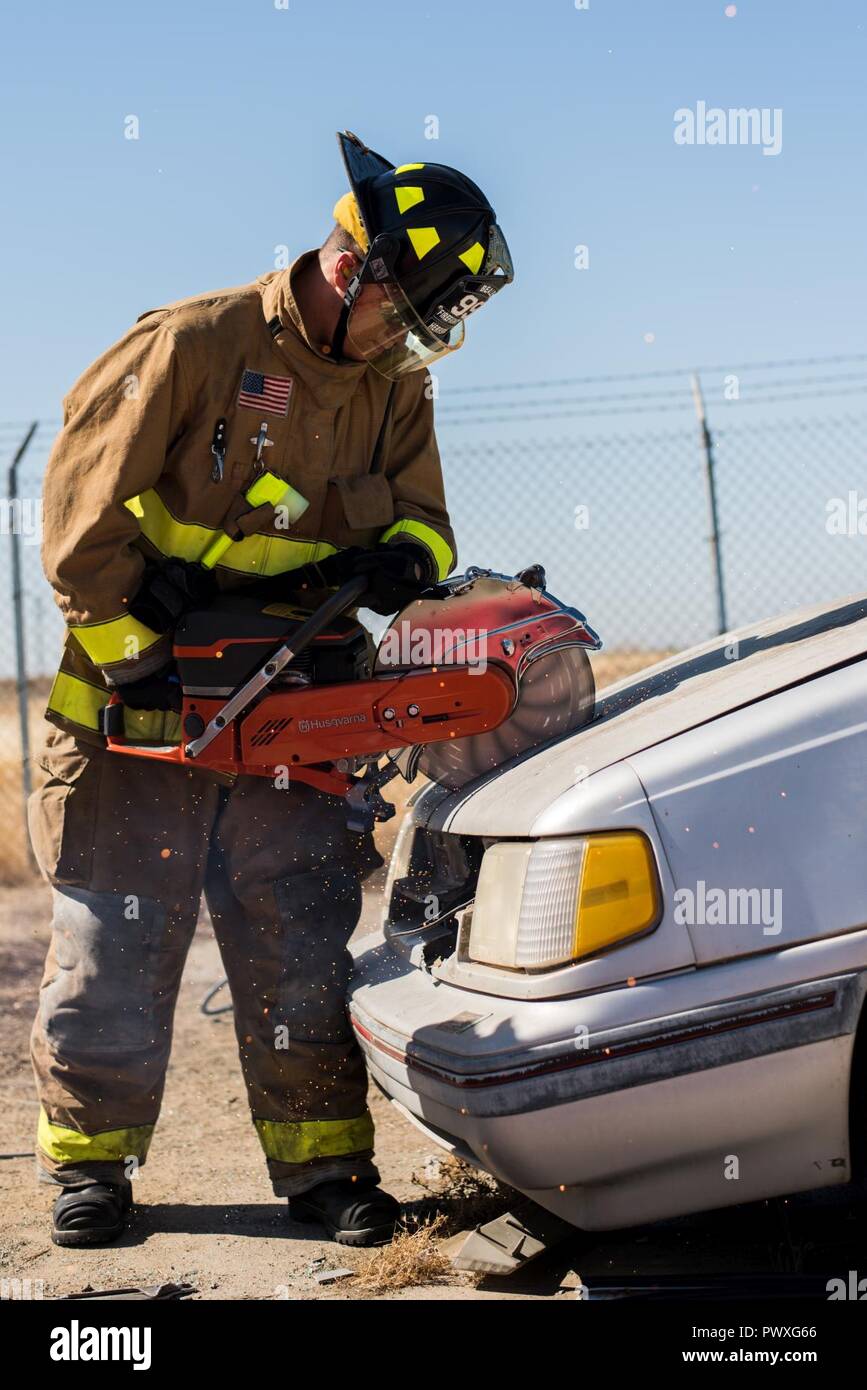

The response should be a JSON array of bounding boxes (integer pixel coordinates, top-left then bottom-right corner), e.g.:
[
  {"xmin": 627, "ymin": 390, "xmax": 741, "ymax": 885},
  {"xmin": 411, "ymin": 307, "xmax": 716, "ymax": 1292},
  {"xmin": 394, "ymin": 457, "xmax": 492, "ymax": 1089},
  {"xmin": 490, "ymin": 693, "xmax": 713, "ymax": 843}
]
[
  {"xmin": 0, "ymin": 680, "xmax": 54, "ymax": 885},
  {"xmin": 345, "ymin": 1158, "xmax": 513, "ymax": 1293},
  {"xmin": 355, "ymin": 1213, "xmax": 451, "ymax": 1292},
  {"xmin": 409, "ymin": 1154, "xmax": 513, "ymax": 1237}
]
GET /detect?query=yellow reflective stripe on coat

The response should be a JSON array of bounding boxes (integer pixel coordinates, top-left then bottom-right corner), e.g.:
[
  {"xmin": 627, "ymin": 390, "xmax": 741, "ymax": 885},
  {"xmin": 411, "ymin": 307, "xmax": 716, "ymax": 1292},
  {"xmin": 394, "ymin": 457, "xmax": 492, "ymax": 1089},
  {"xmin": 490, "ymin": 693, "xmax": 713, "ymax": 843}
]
[
  {"xmin": 221, "ymin": 532, "xmax": 337, "ymax": 577},
  {"xmin": 127, "ymin": 490, "xmax": 216, "ymax": 562},
  {"xmin": 381, "ymin": 518, "xmax": 454, "ymax": 580},
  {"xmin": 46, "ymin": 670, "xmax": 181, "ymax": 742},
  {"xmin": 254, "ymin": 1112, "xmax": 374, "ymax": 1165},
  {"xmin": 46, "ymin": 670, "xmax": 108, "ymax": 731},
  {"xmin": 199, "ymin": 471, "xmax": 309, "ymax": 570},
  {"xmin": 37, "ymin": 1110, "xmax": 153, "ymax": 1164},
  {"xmin": 127, "ymin": 489, "xmax": 334, "ymax": 577},
  {"xmin": 70, "ymin": 613, "xmax": 163, "ymax": 666}
]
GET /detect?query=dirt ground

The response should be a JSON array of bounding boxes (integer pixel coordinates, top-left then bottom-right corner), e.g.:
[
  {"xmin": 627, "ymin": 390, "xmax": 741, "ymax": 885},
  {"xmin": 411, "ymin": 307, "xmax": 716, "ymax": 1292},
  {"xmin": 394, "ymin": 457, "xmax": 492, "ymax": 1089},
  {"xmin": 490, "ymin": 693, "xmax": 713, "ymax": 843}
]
[
  {"xmin": 2, "ymin": 649, "xmax": 864, "ymax": 1301},
  {"xmin": 1, "ymin": 866, "xmax": 580, "ymax": 1301}
]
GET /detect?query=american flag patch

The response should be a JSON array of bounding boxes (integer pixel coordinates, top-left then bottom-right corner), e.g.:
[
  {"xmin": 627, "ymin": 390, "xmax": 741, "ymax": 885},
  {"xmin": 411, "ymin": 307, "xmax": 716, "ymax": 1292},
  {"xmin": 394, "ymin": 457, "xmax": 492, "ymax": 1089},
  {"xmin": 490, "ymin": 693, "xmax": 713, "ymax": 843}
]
[{"xmin": 237, "ymin": 369, "xmax": 292, "ymax": 416}]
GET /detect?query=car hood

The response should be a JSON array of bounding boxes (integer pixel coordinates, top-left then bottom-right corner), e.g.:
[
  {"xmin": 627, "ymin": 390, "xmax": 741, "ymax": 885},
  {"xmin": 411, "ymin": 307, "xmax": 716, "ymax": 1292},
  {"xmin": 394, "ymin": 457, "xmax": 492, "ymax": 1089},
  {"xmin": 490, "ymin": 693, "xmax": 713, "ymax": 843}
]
[{"xmin": 418, "ymin": 593, "xmax": 867, "ymax": 837}]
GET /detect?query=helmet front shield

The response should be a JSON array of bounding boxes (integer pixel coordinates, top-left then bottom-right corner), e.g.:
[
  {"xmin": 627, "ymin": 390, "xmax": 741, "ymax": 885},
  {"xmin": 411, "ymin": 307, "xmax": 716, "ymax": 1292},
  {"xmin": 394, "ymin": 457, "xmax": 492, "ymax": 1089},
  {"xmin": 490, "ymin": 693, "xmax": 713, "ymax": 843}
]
[
  {"xmin": 343, "ymin": 240, "xmax": 465, "ymax": 380},
  {"xmin": 343, "ymin": 224, "xmax": 514, "ymax": 380},
  {"xmin": 419, "ymin": 222, "xmax": 514, "ymax": 344}
]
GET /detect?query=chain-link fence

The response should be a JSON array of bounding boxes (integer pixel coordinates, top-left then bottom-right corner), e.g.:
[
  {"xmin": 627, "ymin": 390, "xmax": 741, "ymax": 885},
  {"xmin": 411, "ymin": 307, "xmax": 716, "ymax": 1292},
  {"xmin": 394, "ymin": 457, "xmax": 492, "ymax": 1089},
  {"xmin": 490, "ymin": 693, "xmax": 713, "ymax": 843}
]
[
  {"xmin": 1, "ymin": 404, "xmax": 864, "ymax": 880},
  {"xmin": 443, "ymin": 410, "xmax": 867, "ymax": 649}
]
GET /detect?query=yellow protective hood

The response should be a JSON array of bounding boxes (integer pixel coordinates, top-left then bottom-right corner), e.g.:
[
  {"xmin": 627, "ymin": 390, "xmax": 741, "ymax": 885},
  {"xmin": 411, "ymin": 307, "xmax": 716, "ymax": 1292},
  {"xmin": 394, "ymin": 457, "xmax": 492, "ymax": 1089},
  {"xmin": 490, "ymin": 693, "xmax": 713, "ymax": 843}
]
[{"xmin": 333, "ymin": 191, "xmax": 370, "ymax": 254}]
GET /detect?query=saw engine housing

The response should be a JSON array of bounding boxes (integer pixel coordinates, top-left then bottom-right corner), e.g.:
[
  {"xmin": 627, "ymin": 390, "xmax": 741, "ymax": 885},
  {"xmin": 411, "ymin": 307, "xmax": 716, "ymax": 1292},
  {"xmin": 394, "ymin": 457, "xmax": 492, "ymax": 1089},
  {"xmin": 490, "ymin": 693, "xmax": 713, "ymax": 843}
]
[{"xmin": 103, "ymin": 567, "xmax": 601, "ymax": 823}]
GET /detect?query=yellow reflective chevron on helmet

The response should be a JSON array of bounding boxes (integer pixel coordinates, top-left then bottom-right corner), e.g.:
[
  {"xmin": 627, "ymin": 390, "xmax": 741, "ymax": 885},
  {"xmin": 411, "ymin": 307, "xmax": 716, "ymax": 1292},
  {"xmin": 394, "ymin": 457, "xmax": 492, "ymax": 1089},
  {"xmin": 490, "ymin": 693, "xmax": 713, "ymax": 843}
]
[
  {"xmin": 394, "ymin": 163, "xmax": 424, "ymax": 173},
  {"xmin": 395, "ymin": 185, "xmax": 424, "ymax": 215},
  {"xmin": 406, "ymin": 226, "xmax": 441, "ymax": 260},
  {"xmin": 459, "ymin": 240, "xmax": 486, "ymax": 274}
]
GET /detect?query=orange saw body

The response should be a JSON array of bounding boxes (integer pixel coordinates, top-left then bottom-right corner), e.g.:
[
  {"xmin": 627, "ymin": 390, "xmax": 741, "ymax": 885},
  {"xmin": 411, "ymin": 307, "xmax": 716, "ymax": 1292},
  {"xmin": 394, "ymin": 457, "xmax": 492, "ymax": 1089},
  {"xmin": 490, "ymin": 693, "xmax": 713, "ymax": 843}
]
[{"xmin": 103, "ymin": 566, "xmax": 601, "ymax": 830}]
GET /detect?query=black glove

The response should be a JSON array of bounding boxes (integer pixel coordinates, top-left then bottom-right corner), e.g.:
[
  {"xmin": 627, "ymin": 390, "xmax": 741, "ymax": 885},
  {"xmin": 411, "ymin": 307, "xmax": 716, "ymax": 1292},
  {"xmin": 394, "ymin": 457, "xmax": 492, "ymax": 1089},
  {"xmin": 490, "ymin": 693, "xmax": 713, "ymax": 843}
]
[
  {"xmin": 347, "ymin": 544, "xmax": 435, "ymax": 616},
  {"xmin": 241, "ymin": 544, "xmax": 434, "ymax": 615},
  {"xmin": 286, "ymin": 547, "xmax": 367, "ymax": 591},
  {"xmin": 115, "ymin": 662, "xmax": 182, "ymax": 712},
  {"xmin": 128, "ymin": 560, "xmax": 217, "ymax": 633}
]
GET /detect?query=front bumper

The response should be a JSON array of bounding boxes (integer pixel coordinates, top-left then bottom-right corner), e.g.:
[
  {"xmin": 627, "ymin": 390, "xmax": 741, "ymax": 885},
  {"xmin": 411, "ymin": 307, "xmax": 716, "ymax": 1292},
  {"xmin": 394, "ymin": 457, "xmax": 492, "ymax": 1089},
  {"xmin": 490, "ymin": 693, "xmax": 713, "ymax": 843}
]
[{"xmin": 349, "ymin": 928, "xmax": 865, "ymax": 1228}]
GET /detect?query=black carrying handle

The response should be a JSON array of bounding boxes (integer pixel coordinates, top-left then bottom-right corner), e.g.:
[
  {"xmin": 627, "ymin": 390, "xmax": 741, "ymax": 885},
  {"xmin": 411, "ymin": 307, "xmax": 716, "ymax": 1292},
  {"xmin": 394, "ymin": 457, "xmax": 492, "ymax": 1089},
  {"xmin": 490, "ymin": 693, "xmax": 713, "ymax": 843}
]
[{"xmin": 276, "ymin": 574, "xmax": 370, "ymax": 660}]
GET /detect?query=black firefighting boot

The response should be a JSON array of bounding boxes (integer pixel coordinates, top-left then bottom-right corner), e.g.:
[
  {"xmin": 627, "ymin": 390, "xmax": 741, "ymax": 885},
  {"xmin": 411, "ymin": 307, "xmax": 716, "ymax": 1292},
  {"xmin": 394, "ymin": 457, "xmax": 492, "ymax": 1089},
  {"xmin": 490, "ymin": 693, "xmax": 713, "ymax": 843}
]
[
  {"xmin": 288, "ymin": 1178, "xmax": 400, "ymax": 1247},
  {"xmin": 51, "ymin": 1180, "xmax": 133, "ymax": 1247}
]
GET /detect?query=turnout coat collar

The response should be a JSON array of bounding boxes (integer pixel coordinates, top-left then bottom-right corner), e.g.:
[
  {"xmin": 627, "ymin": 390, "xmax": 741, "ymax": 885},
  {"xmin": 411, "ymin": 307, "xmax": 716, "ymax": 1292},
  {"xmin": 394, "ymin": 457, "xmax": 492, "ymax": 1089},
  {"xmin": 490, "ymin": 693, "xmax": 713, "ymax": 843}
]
[{"xmin": 258, "ymin": 255, "xmax": 367, "ymax": 410}]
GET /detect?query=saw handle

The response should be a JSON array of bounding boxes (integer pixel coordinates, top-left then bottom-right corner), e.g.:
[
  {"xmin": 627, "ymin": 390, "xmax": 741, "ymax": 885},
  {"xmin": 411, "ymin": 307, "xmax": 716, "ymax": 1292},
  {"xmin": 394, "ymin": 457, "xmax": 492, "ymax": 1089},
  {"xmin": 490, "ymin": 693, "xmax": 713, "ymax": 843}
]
[{"xmin": 284, "ymin": 574, "xmax": 371, "ymax": 651}]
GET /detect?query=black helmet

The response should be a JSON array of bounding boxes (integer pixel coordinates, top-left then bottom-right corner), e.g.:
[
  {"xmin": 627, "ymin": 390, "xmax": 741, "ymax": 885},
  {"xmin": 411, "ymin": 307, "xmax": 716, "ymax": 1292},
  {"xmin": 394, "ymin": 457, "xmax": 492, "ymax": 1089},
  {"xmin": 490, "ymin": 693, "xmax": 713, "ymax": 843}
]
[{"xmin": 331, "ymin": 130, "xmax": 514, "ymax": 379}]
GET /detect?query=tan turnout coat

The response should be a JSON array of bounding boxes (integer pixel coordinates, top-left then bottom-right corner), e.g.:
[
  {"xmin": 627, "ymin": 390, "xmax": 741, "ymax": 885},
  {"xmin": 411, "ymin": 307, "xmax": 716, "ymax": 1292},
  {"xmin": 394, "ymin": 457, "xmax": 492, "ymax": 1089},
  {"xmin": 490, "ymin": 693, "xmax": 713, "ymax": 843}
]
[{"xmin": 41, "ymin": 252, "xmax": 456, "ymax": 743}]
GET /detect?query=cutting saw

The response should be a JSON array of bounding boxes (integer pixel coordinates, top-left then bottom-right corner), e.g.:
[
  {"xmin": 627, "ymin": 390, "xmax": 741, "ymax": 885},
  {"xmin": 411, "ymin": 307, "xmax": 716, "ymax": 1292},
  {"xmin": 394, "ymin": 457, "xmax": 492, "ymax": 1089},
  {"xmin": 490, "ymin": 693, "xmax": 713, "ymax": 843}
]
[{"xmin": 102, "ymin": 565, "xmax": 601, "ymax": 831}]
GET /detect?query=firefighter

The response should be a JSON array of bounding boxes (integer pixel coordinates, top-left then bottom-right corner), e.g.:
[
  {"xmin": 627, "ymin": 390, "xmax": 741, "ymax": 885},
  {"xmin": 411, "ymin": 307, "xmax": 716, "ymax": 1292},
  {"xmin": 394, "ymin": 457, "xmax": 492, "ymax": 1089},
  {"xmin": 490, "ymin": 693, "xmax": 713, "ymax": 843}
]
[{"xmin": 29, "ymin": 131, "xmax": 513, "ymax": 1247}]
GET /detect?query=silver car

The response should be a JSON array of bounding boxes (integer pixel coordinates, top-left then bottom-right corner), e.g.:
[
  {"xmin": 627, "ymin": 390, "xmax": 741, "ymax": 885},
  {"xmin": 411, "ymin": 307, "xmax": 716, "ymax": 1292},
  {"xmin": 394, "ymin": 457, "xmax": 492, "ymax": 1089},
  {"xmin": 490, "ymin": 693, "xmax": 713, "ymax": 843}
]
[{"xmin": 349, "ymin": 595, "xmax": 867, "ymax": 1231}]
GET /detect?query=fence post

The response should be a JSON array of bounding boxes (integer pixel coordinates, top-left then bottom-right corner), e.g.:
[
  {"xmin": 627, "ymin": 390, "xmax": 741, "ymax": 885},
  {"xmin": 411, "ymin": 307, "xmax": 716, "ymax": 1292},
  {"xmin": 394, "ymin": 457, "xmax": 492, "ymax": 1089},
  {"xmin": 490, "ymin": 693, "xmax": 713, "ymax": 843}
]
[
  {"xmin": 690, "ymin": 373, "xmax": 728, "ymax": 636},
  {"xmin": 8, "ymin": 422, "xmax": 38, "ymax": 868}
]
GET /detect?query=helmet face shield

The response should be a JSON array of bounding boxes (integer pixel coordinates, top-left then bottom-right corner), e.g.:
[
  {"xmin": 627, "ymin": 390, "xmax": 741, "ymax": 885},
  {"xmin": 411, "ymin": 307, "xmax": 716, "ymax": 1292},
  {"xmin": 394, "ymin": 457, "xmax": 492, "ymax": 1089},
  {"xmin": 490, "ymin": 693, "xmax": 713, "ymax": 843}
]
[
  {"xmin": 343, "ymin": 225, "xmax": 512, "ymax": 380},
  {"xmin": 344, "ymin": 270, "xmax": 465, "ymax": 380}
]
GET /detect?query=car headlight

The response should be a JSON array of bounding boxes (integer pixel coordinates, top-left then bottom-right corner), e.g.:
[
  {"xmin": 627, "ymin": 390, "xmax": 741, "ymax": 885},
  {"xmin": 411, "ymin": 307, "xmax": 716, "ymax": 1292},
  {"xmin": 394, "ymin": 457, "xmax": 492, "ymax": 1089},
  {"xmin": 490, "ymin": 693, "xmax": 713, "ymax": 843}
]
[{"xmin": 466, "ymin": 833, "xmax": 660, "ymax": 971}]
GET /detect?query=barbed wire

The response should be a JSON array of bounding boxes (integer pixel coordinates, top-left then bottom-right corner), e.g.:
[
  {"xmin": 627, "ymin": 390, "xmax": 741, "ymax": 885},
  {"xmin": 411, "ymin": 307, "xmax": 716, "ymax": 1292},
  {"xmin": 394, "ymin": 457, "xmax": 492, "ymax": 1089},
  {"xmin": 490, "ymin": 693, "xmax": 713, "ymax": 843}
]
[
  {"xmin": 2, "ymin": 358, "xmax": 866, "ymax": 456},
  {"xmin": 437, "ymin": 382, "xmax": 867, "ymax": 427},
  {"xmin": 445, "ymin": 351, "xmax": 867, "ymax": 397},
  {"xmin": 437, "ymin": 371, "xmax": 867, "ymax": 417}
]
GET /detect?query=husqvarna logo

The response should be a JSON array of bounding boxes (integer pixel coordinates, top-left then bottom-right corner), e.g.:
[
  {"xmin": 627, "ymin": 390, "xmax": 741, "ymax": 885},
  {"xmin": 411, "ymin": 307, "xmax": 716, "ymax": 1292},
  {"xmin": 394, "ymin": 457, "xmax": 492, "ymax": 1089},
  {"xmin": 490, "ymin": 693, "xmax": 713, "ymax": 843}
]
[{"xmin": 297, "ymin": 713, "xmax": 367, "ymax": 733}]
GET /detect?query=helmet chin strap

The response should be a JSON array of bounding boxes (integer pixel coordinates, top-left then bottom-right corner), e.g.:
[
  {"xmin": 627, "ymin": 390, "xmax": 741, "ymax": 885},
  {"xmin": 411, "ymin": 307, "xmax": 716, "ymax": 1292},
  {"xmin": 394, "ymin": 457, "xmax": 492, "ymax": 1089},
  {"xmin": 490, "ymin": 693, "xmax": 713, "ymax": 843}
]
[
  {"xmin": 330, "ymin": 271, "xmax": 361, "ymax": 360},
  {"xmin": 332, "ymin": 235, "xmax": 400, "ymax": 362}
]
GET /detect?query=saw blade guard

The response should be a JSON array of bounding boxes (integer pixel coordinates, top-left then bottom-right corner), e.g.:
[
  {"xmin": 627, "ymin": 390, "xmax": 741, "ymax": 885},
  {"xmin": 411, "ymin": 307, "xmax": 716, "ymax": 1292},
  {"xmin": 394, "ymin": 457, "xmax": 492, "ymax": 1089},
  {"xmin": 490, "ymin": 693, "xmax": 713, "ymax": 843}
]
[{"xmin": 374, "ymin": 567, "xmax": 600, "ymax": 789}]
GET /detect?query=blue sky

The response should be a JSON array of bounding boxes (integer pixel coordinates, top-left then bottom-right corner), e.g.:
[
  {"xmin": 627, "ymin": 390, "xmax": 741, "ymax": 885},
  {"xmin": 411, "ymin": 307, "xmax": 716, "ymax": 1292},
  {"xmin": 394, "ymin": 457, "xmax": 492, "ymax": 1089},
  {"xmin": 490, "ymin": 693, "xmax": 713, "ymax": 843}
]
[
  {"xmin": 3, "ymin": 0, "xmax": 865, "ymax": 415},
  {"xmin": 2, "ymin": 0, "xmax": 866, "ymax": 657}
]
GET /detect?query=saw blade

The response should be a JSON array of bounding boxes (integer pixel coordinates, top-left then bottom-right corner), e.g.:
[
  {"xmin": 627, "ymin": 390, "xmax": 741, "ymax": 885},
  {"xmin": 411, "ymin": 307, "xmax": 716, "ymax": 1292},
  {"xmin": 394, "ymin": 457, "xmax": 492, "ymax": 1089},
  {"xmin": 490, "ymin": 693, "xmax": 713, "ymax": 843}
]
[{"xmin": 419, "ymin": 645, "xmax": 595, "ymax": 791}]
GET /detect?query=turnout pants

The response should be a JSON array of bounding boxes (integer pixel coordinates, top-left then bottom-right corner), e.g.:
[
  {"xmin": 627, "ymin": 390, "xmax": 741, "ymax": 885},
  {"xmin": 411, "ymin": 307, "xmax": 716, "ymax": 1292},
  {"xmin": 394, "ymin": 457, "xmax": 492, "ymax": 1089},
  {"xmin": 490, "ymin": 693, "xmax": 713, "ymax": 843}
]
[{"xmin": 28, "ymin": 725, "xmax": 383, "ymax": 1196}]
